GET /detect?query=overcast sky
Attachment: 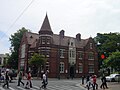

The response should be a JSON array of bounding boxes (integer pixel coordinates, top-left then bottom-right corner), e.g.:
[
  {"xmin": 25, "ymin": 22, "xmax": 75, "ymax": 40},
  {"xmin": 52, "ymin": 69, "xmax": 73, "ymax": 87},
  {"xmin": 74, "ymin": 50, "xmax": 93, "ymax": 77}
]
[{"xmin": 0, "ymin": 0, "xmax": 120, "ymax": 54}]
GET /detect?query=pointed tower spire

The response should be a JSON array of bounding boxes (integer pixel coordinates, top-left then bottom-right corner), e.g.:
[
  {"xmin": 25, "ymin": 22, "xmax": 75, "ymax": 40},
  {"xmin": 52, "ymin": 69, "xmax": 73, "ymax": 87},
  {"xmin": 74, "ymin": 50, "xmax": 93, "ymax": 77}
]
[{"xmin": 39, "ymin": 14, "xmax": 53, "ymax": 35}]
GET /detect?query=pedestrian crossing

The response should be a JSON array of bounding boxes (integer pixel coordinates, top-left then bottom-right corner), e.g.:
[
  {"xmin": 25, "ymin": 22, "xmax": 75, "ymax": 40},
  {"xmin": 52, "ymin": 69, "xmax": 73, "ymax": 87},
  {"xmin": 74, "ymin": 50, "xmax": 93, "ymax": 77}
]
[
  {"xmin": 0, "ymin": 85, "xmax": 40, "ymax": 90},
  {"xmin": 0, "ymin": 85, "xmax": 82, "ymax": 90}
]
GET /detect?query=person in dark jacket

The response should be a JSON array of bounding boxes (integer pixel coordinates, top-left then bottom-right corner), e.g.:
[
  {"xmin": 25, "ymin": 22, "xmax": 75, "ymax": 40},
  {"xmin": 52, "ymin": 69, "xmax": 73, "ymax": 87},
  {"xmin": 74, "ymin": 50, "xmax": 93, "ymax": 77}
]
[
  {"xmin": 100, "ymin": 75, "xmax": 108, "ymax": 89},
  {"xmin": 2, "ymin": 70, "xmax": 10, "ymax": 88}
]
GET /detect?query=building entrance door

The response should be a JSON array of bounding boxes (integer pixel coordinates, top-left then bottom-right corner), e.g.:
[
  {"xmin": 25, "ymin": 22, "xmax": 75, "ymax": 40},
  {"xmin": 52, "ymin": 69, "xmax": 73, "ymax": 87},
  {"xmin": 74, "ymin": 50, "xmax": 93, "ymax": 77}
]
[{"xmin": 69, "ymin": 66, "xmax": 75, "ymax": 79}]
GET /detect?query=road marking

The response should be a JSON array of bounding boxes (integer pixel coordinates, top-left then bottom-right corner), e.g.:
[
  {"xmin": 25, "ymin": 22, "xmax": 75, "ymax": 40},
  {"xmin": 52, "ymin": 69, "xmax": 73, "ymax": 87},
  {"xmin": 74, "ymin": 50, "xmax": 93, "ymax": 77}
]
[
  {"xmin": 17, "ymin": 86, "xmax": 37, "ymax": 90},
  {"xmin": 9, "ymin": 87, "xmax": 16, "ymax": 90},
  {"xmin": 33, "ymin": 85, "xmax": 40, "ymax": 89},
  {"xmin": 17, "ymin": 86, "xmax": 26, "ymax": 90},
  {"xmin": 30, "ymin": 88, "xmax": 37, "ymax": 90}
]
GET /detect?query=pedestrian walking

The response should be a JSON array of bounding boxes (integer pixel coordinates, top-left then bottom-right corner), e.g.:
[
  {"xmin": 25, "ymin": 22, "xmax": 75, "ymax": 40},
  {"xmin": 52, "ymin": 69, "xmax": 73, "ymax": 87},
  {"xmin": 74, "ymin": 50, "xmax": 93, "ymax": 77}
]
[
  {"xmin": 92, "ymin": 75, "xmax": 98, "ymax": 90},
  {"xmin": 82, "ymin": 75, "xmax": 85, "ymax": 84},
  {"xmin": 86, "ymin": 75, "xmax": 91, "ymax": 90},
  {"xmin": 100, "ymin": 75, "xmax": 108, "ymax": 89},
  {"xmin": 25, "ymin": 71, "xmax": 32, "ymax": 89},
  {"xmin": 40, "ymin": 72, "xmax": 48, "ymax": 89},
  {"xmin": 2, "ymin": 69, "xmax": 10, "ymax": 89},
  {"xmin": 45, "ymin": 70, "xmax": 49, "ymax": 84},
  {"xmin": 17, "ymin": 71, "xmax": 24, "ymax": 86}
]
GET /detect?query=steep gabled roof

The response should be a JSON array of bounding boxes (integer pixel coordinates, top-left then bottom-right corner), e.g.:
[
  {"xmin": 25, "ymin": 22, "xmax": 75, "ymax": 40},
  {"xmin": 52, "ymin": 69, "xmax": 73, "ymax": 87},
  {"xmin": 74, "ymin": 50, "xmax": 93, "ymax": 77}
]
[
  {"xmin": 39, "ymin": 14, "xmax": 53, "ymax": 35},
  {"xmin": 25, "ymin": 32, "xmax": 39, "ymax": 45},
  {"xmin": 52, "ymin": 34, "xmax": 89, "ymax": 48},
  {"xmin": 24, "ymin": 32, "xmax": 89, "ymax": 48}
]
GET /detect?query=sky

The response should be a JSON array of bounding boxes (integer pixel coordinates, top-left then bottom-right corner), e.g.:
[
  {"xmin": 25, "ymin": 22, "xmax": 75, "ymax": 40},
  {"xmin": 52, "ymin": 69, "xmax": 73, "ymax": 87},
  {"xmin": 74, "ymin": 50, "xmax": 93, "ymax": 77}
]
[{"xmin": 0, "ymin": 0, "xmax": 120, "ymax": 54}]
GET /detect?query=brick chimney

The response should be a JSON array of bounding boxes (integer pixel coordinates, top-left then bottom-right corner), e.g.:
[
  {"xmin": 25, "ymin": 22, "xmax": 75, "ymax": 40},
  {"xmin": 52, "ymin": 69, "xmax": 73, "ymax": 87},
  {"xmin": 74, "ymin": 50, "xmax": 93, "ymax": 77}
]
[
  {"xmin": 59, "ymin": 30, "xmax": 65, "ymax": 38},
  {"xmin": 76, "ymin": 33, "xmax": 81, "ymax": 41}
]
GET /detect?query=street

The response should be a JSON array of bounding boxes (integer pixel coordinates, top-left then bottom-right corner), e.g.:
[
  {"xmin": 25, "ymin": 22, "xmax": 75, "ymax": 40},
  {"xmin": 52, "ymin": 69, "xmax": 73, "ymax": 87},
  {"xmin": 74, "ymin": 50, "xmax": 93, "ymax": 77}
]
[{"xmin": 0, "ymin": 79, "xmax": 85, "ymax": 90}]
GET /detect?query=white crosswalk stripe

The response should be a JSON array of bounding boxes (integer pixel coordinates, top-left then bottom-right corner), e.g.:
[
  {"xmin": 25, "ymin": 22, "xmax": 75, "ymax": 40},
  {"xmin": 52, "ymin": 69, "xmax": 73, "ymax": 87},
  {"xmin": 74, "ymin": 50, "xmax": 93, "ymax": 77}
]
[
  {"xmin": 17, "ymin": 86, "xmax": 26, "ymax": 90},
  {"xmin": 17, "ymin": 86, "xmax": 38, "ymax": 90},
  {"xmin": 30, "ymin": 88, "xmax": 37, "ymax": 90},
  {"xmin": 0, "ymin": 87, "xmax": 15, "ymax": 90},
  {"xmin": 9, "ymin": 87, "xmax": 16, "ymax": 90},
  {"xmin": 33, "ymin": 85, "xmax": 40, "ymax": 89},
  {"xmin": 0, "ymin": 84, "xmax": 81, "ymax": 90}
]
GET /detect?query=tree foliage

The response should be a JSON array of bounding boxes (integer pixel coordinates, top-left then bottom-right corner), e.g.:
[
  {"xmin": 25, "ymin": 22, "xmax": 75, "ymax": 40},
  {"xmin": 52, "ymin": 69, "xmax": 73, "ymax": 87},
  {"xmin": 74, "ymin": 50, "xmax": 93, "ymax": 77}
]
[
  {"xmin": 94, "ymin": 32, "xmax": 120, "ymax": 69},
  {"xmin": 95, "ymin": 32, "xmax": 120, "ymax": 54},
  {"xmin": 104, "ymin": 52, "xmax": 120, "ymax": 71},
  {"xmin": 29, "ymin": 53, "xmax": 46, "ymax": 77},
  {"xmin": 8, "ymin": 27, "xmax": 29, "ymax": 69},
  {"xmin": 29, "ymin": 53, "xmax": 46, "ymax": 67}
]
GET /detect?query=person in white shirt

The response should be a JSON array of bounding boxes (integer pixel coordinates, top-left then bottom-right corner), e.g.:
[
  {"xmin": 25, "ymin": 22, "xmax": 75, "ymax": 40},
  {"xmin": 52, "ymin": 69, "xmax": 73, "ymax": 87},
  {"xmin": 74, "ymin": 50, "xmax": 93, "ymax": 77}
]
[{"xmin": 40, "ymin": 72, "xmax": 48, "ymax": 89}]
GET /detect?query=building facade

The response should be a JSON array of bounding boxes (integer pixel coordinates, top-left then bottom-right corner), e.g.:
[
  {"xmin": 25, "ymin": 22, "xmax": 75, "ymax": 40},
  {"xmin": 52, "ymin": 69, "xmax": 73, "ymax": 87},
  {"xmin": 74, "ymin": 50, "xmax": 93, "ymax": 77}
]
[
  {"xmin": 18, "ymin": 14, "xmax": 98, "ymax": 78},
  {"xmin": 0, "ymin": 54, "xmax": 7, "ymax": 67}
]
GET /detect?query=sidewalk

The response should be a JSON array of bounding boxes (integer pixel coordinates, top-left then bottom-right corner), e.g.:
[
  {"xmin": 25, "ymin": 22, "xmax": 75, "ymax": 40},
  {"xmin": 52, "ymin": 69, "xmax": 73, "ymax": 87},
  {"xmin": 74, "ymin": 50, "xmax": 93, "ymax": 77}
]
[{"xmin": 79, "ymin": 78, "xmax": 120, "ymax": 90}]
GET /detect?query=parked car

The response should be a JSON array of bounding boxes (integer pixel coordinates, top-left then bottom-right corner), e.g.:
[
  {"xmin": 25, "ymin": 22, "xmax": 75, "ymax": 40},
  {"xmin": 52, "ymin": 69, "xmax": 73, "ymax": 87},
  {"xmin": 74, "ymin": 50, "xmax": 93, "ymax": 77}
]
[
  {"xmin": 106, "ymin": 74, "xmax": 120, "ymax": 82},
  {"xmin": 115, "ymin": 74, "xmax": 120, "ymax": 82}
]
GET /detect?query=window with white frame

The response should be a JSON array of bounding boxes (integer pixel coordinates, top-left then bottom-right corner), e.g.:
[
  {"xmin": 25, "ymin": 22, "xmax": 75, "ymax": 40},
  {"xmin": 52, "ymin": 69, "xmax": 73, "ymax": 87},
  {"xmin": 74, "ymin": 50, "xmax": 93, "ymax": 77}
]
[
  {"xmin": 60, "ymin": 62, "xmax": 64, "ymax": 73},
  {"xmin": 69, "ymin": 50, "xmax": 75, "ymax": 58},
  {"xmin": 60, "ymin": 49, "xmax": 64, "ymax": 58},
  {"xmin": 20, "ymin": 59, "xmax": 25, "ymax": 68},
  {"xmin": 46, "ymin": 50, "xmax": 50, "ymax": 57},
  {"xmin": 88, "ymin": 65, "xmax": 94, "ymax": 73},
  {"xmin": 72, "ymin": 51, "xmax": 75, "ymax": 58},
  {"xmin": 41, "ymin": 37, "xmax": 46, "ymax": 44},
  {"xmin": 69, "ymin": 50, "xmax": 71, "ymax": 57},
  {"xmin": 46, "ymin": 37, "xmax": 50, "ymax": 44},
  {"xmin": 46, "ymin": 62, "xmax": 49, "ymax": 71},
  {"xmin": 88, "ymin": 52, "xmax": 94, "ymax": 60},
  {"xmin": 79, "ymin": 64, "xmax": 83, "ymax": 73},
  {"xmin": 79, "ymin": 51, "xmax": 83, "ymax": 59},
  {"xmin": 21, "ymin": 44, "xmax": 26, "ymax": 58}
]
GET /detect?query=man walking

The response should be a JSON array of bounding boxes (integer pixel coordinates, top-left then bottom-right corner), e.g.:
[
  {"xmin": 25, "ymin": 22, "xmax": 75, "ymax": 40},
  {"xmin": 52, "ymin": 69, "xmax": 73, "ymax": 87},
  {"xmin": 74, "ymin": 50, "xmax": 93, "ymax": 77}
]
[
  {"xmin": 17, "ymin": 71, "xmax": 24, "ymax": 86},
  {"xmin": 100, "ymin": 75, "xmax": 108, "ymax": 89},
  {"xmin": 40, "ymin": 72, "xmax": 48, "ymax": 89}
]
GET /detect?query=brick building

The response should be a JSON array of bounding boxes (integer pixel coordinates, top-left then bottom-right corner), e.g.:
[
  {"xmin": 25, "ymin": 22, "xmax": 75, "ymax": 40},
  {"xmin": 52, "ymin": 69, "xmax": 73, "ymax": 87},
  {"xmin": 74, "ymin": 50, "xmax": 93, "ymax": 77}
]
[{"xmin": 18, "ymin": 14, "xmax": 98, "ymax": 78}]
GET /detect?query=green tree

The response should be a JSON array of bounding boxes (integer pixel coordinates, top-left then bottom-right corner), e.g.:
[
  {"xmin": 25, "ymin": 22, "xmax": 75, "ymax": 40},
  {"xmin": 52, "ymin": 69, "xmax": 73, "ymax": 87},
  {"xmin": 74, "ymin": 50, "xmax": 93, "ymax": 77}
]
[
  {"xmin": 29, "ymin": 53, "xmax": 46, "ymax": 77},
  {"xmin": 8, "ymin": 27, "xmax": 29, "ymax": 69},
  {"xmin": 104, "ymin": 52, "xmax": 120, "ymax": 73},
  {"xmin": 94, "ymin": 32, "xmax": 120, "ymax": 69}
]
